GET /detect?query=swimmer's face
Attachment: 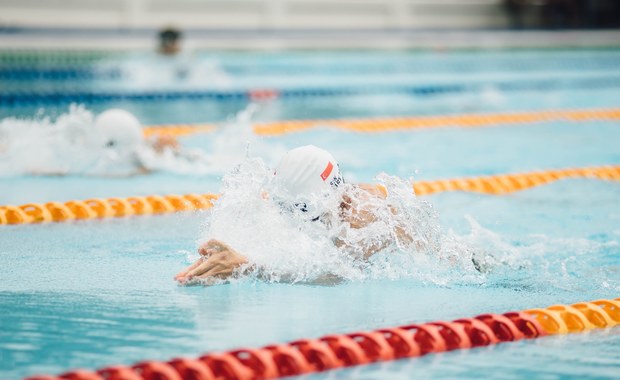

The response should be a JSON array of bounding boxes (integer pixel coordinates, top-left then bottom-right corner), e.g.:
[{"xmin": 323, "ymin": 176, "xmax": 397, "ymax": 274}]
[
  {"xmin": 101, "ymin": 127, "xmax": 140, "ymax": 151},
  {"xmin": 159, "ymin": 39, "xmax": 180, "ymax": 55},
  {"xmin": 277, "ymin": 200, "xmax": 323, "ymax": 223},
  {"xmin": 158, "ymin": 29, "xmax": 181, "ymax": 55},
  {"xmin": 161, "ymin": 43, "xmax": 179, "ymax": 55},
  {"xmin": 276, "ymin": 190, "xmax": 344, "ymax": 223}
]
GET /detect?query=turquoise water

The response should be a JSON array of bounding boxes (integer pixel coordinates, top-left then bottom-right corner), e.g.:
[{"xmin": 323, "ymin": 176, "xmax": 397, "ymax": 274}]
[{"xmin": 1, "ymin": 49, "xmax": 620, "ymax": 379}]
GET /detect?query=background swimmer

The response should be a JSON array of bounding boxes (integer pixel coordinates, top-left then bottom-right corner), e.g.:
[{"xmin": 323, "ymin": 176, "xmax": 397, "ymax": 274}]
[
  {"xmin": 175, "ymin": 145, "xmax": 426, "ymax": 285},
  {"xmin": 93, "ymin": 27, "xmax": 231, "ymax": 90},
  {"xmin": 158, "ymin": 27, "xmax": 182, "ymax": 56},
  {"xmin": 0, "ymin": 106, "xmax": 210, "ymax": 176}
]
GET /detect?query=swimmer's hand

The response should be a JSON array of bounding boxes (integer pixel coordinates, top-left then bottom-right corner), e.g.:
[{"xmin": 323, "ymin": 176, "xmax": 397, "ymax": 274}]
[
  {"xmin": 174, "ymin": 239, "xmax": 248, "ymax": 285},
  {"xmin": 152, "ymin": 134, "xmax": 179, "ymax": 154}
]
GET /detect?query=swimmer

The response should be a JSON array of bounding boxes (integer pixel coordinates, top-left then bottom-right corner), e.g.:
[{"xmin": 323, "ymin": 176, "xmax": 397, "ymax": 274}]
[
  {"xmin": 155, "ymin": 27, "xmax": 192, "ymax": 80},
  {"xmin": 174, "ymin": 145, "xmax": 416, "ymax": 285},
  {"xmin": 85, "ymin": 108, "xmax": 211, "ymax": 176},
  {"xmin": 0, "ymin": 107, "xmax": 209, "ymax": 176},
  {"xmin": 158, "ymin": 27, "xmax": 182, "ymax": 56}
]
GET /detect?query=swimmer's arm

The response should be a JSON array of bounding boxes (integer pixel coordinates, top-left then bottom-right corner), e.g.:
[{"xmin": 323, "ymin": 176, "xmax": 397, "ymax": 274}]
[
  {"xmin": 151, "ymin": 135, "xmax": 179, "ymax": 154},
  {"xmin": 358, "ymin": 184, "xmax": 387, "ymax": 198},
  {"xmin": 361, "ymin": 185, "xmax": 415, "ymax": 250},
  {"xmin": 340, "ymin": 186, "xmax": 414, "ymax": 259}
]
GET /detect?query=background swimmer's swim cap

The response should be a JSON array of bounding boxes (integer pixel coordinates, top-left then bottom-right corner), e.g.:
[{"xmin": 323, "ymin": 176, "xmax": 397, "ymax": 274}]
[
  {"xmin": 275, "ymin": 145, "xmax": 344, "ymax": 200},
  {"xmin": 94, "ymin": 109, "xmax": 142, "ymax": 151}
]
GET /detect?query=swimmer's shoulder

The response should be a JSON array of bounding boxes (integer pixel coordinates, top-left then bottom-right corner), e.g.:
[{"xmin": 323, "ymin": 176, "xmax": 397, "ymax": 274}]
[{"xmin": 357, "ymin": 184, "xmax": 388, "ymax": 199}]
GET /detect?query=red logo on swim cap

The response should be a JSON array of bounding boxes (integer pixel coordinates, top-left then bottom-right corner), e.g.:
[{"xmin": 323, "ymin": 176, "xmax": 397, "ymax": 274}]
[{"xmin": 320, "ymin": 161, "xmax": 334, "ymax": 181}]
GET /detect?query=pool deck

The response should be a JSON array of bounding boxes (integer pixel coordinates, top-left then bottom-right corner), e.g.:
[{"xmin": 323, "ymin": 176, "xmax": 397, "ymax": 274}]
[{"xmin": 1, "ymin": 29, "xmax": 620, "ymax": 50}]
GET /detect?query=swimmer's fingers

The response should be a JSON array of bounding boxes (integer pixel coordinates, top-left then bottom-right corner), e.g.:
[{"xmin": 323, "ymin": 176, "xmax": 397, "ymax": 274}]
[
  {"xmin": 178, "ymin": 249, "xmax": 248, "ymax": 285},
  {"xmin": 195, "ymin": 250, "xmax": 249, "ymax": 280},
  {"xmin": 196, "ymin": 264, "xmax": 232, "ymax": 279},
  {"xmin": 194, "ymin": 264, "xmax": 238, "ymax": 281},
  {"xmin": 180, "ymin": 262, "xmax": 221, "ymax": 284},
  {"xmin": 174, "ymin": 258, "xmax": 204, "ymax": 281},
  {"xmin": 185, "ymin": 259, "xmax": 215, "ymax": 278}
]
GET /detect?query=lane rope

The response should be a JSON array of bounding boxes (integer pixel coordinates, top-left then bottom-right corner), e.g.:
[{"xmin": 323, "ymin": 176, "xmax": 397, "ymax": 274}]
[
  {"xmin": 3, "ymin": 76, "xmax": 620, "ymax": 106},
  {"xmin": 412, "ymin": 165, "xmax": 620, "ymax": 196},
  {"xmin": 142, "ymin": 108, "xmax": 620, "ymax": 137},
  {"xmin": 1, "ymin": 165, "xmax": 618, "ymax": 225},
  {"xmin": 252, "ymin": 108, "xmax": 620, "ymax": 136},
  {"xmin": 24, "ymin": 297, "xmax": 620, "ymax": 380},
  {"xmin": 143, "ymin": 124, "xmax": 216, "ymax": 137}
]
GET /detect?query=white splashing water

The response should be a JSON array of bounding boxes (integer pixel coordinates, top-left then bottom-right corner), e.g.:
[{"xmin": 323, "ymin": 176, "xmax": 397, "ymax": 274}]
[
  {"xmin": 196, "ymin": 157, "xmax": 485, "ymax": 286},
  {"xmin": 0, "ymin": 105, "xmax": 216, "ymax": 177},
  {"xmin": 139, "ymin": 102, "xmax": 287, "ymax": 176},
  {"xmin": 192, "ymin": 157, "xmax": 620, "ymax": 290},
  {"xmin": 205, "ymin": 103, "xmax": 287, "ymax": 175},
  {"xmin": 98, "ymin": 54, "xmax": 233, "ymax": 91},
  {"xmin": 0, "ymin": 105, "xmax": 100, "ymax": 176}
]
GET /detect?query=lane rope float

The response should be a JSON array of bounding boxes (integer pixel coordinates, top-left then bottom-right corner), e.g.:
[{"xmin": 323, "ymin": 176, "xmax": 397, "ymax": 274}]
[
  {"xmin": 141, "ymin": 108, "xmax": 620, "ymax": 137},
  {"xmin": 411, "ymin": 165, "xmax": 620, "ymax": 196},
  {"xmin": 1, "ymin": 165, "xmax": 618, "ymax": 226},
  {"xmin": 24, "ymin": 297, "xmax": 620, "ymax": 380},
  {"xmin": 142, "ymin": 124, "xmax": 216, "ymax": 137},
  {"xmin": 252, "ymin": 108, "xmax": 620, "ymax": 136},
  {"xmin": 0, "ymin": 194, "xmax": 219, "ymax": 226},
  {"xmin": 3, "ymin": 76, "xmax": 620, "ymax": 106}
]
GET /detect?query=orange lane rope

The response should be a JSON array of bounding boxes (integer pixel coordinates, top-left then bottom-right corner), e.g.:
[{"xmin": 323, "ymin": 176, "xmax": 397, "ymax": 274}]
[
  {"xmin": 412, "ymin": 165, "xmax": 620, "ymax": 196},
  {"xmin": 1, "ymin": 165, "xmax": 618, "ymax": 225},
  {"xmin": 25, "ymin": 297, "xmax": 620, "ymax": 380},
  {"xmin": 142, "ymin": 108, "xmax": 620, "ymax": 137},
  {"xmin": 0, "ymin": 194, "xmax": 219, "ymax": 225},
  {"xmin": 253, "ymin": 108, "xmax": 620, "ymax": 136},
  {"xmin": 142, "ymin": 124, "xmax": 216, "ymax": 137}
]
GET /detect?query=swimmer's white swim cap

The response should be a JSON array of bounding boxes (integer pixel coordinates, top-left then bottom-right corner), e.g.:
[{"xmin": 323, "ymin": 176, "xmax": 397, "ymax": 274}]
[
  {"xmin": 275, "ymin": 145, "xmax": 344, "ymax": 199},
  {"xmin": 95, "ymin": 109, "xmax": 142, "ymax": 150}
]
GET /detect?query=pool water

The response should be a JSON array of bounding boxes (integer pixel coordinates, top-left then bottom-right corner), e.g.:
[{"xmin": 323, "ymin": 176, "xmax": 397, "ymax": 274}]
[{"xmin": 1, "ymin": 48, "xmax": 620, "ymax": 379}]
